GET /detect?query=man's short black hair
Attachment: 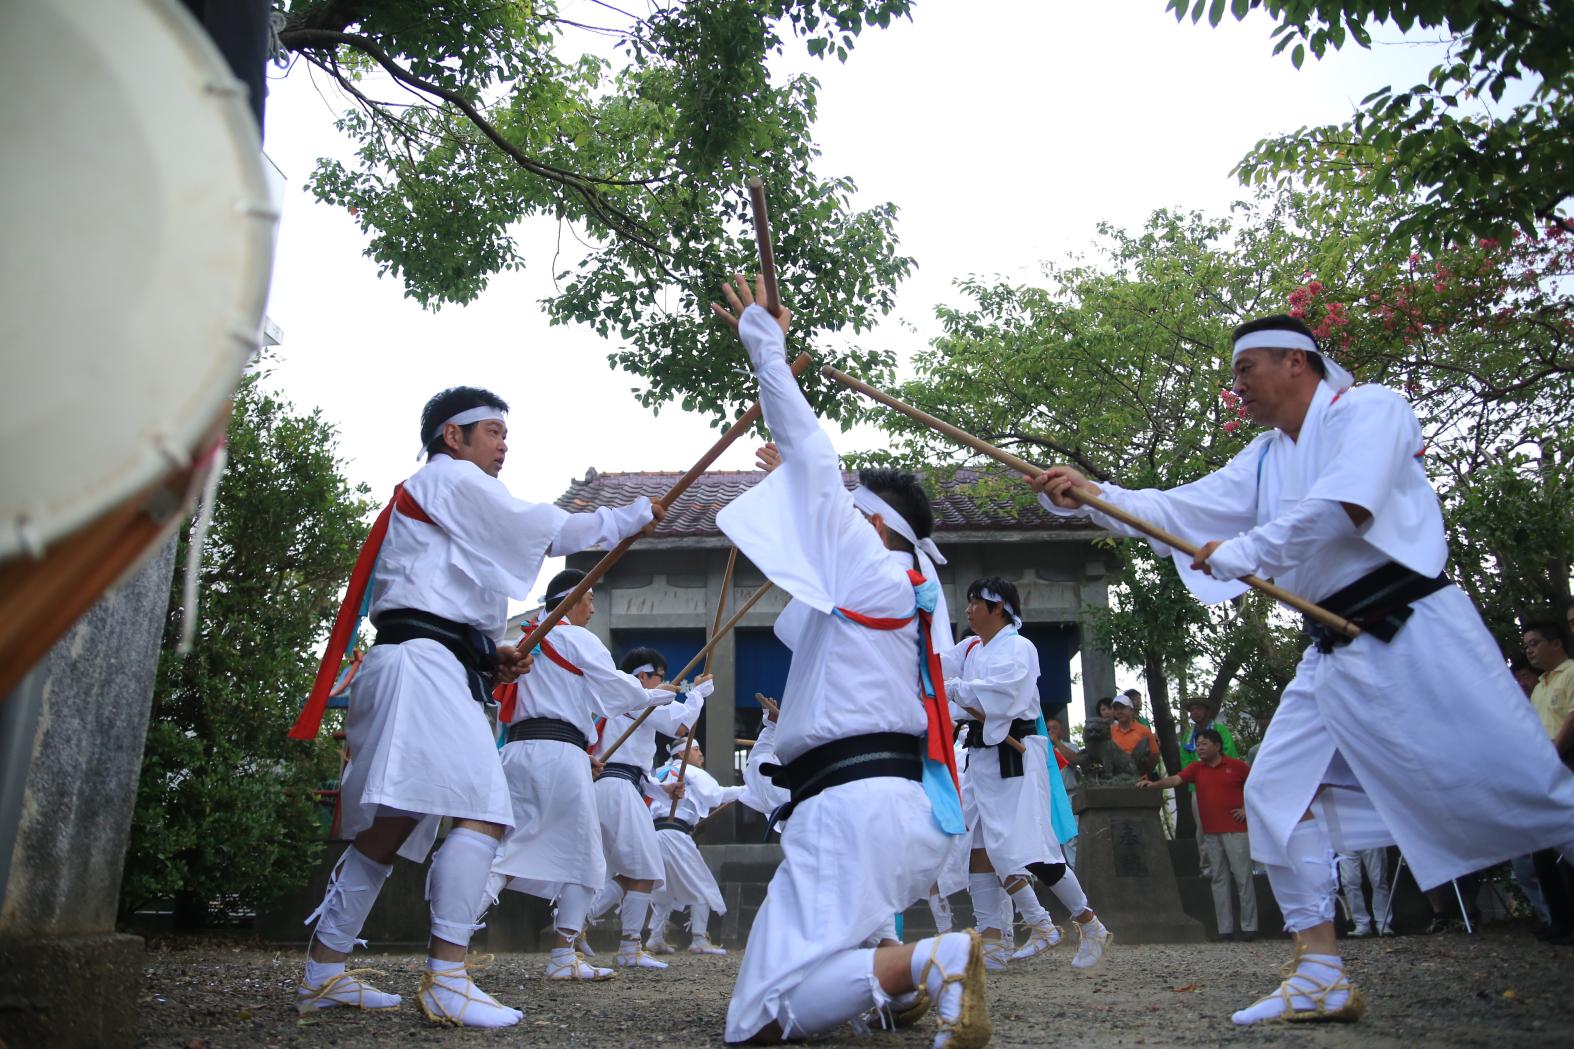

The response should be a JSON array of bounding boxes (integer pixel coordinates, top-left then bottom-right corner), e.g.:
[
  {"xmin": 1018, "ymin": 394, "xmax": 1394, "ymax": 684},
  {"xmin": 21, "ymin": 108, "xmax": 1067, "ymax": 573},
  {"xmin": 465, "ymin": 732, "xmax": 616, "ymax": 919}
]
[
  {"xmin": 1231, "ymin": 315, "xmax": 1327, "ymax": 379},
  {"xmin": 1198, "ymin": 728, "xmax": 1224, "ymax": 747},
  {"xmin": 966, "ymin": 576, "xmax": 1021, "ymax": 623},
  {"xmin": 420, "ymin": 386, "xmax": 509, "ymax": 459},
  {"xmin": 856, "ymin": 467, "xmax": 934, "ymax": 552},
  {"xmin": 543, "ymin": 568, "xmax": 586, "ymax": 612},
  {"xmin": 619, "ymin": 646, "xmax": 666, "ymax": 676},
  {"xmin": 1523, "ymin": 619, "xmax": 1570, "ymax": 654}
]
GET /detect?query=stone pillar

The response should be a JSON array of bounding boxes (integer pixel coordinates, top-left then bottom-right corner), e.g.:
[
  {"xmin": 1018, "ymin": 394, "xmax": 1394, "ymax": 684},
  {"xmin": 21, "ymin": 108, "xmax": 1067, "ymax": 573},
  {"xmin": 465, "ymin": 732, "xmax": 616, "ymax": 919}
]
[
  {"xmin": 0, "ymin": 538, "xmax": 178, "ymax": 1049},
  {"xmin": 703, "ymin": 549, "xmax": 738, "ymax": 786},
  {"xmin": 1076, "ymin": 574, "xmax": 1117, "ymax": 718},
  {"xmin": 1071, "ymin": 785, "xmax": 1205, "ymax": 943}
]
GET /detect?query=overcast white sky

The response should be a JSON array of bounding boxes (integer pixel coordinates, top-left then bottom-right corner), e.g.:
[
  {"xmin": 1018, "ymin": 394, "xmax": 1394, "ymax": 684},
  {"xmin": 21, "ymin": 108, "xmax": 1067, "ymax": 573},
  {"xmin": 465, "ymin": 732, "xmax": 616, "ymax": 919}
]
[{"xmin": 256, "ymin": 2, "xmax": 1452, "ymax": 709}]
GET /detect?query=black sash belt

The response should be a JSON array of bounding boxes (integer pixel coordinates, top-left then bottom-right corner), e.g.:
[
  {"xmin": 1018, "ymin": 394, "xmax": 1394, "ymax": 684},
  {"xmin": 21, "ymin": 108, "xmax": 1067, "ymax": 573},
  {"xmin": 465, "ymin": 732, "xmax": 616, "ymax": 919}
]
[
  {"xmin": 371, "ymin": 607, "xmax": 496, "ymax": 704},
  {"xmin": 599, "ymin": 762, "xmax": 645, "ymax": 788},
  {"xmin": 961, "ymin": 718, "xmax": 1039, "ymax": 778},
  {"xmin": 762, "ymin": 732, "xmax": 923, "ymax": 826},
  {"xmin": 653, "ymin": 816, "xmax": 693, "ymax": 835},
  {"xmin": 1305, "ymin": 562, "xmax": 1450, "ymax": 654},
  {"xmin": 505, "ymin": 717, "xmax": 587, "ymax": 749}
]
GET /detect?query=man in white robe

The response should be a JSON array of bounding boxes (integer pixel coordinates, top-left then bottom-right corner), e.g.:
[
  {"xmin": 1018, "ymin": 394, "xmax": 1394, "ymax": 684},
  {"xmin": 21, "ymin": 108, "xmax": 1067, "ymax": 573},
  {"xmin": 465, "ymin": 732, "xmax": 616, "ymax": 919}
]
[
  {"xmin": 645, "ymin": 741, "xmax": 746, "ymax": 954},
  {"xmin": 297, "ymin": 387, "xmax": 656, "ymax": 1026},
  {"xmin": 712, "ymin": 276, "xmax": 990, "ymax": 1049},
  {"xmin": 586, "ymin": 646, "xmax": 709, "ymax": 969},
  {"xmin": 1032, "ymin": 315, "xmax": 1574, "ymax": 1024},
  {"xmin": 941, "ymin": 577, "xmax": 1110, "ymax": 972},
  {"xmin": 487, "ymin": 569, "xmax": 677, "ymax": 981}
]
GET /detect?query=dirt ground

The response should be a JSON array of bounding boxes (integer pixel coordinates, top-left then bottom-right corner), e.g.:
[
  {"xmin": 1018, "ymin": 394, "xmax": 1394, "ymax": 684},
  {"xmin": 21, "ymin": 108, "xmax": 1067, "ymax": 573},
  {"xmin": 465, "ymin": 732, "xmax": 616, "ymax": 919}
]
[{"xmin": 139, "ymin": 929, "xmax": 1571, "ymax": 1049}]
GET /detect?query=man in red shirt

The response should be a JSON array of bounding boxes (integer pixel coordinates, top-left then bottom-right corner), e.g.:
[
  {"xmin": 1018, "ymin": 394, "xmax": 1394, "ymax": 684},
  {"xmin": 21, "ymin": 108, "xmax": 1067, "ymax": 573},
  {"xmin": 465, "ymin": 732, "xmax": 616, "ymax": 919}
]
[{"xmin": 1142, "ymin": 730, "xmax": 1258, "ymax": 940}]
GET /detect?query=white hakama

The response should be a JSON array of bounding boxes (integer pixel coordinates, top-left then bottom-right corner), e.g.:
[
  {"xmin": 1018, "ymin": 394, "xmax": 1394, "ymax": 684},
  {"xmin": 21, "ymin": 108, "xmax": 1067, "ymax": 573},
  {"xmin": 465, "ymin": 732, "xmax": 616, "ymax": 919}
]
[
  {"xmin": 1041, "ymin": 380, "xmax": 1574, "ymax": 888},
  {"xmin": 492, "ymin": 623, "xmax": 671, "ymax": 896},
  {"xmin": 594, "ymin": 777, "xmax": 666, "ymax": 887},
  {"xmin": 715, "ymin": 306, "xmax": 959, "ymax": 1042},
  {"xmin": 340, "ymin": 639, "xmax": 513, "ymax": 863},
  {"xmin": 650, "ymin": 764, "xmax": 742, "ymax": 915}
]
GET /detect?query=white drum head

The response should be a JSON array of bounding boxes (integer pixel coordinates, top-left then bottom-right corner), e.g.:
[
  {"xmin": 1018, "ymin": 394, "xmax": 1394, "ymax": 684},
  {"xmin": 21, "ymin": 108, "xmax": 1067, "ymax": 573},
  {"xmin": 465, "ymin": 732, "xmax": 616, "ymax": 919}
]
[{"xmin": 0, "ymin": 0, "xmax": 276, "ymax": 561}]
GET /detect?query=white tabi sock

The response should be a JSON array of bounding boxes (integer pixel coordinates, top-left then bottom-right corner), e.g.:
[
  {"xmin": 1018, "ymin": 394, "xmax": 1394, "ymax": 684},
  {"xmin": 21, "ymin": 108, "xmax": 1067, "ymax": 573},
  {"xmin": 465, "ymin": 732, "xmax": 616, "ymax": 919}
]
[
  {"xmin": 426, "ymin": 828, "xmax": 498, "ymax": 949},
  {"xmin": 554, "ymin": 882, "xmax": 594, "ymax": 938},
  {"xmin": 909, "ymin": 933, "xmax": 986, "ymax": 1048},
  {"xmin": 306, "ymin": 846, "xmax": 392, "ymax": 954},
  {"xmin": 297, "ymin": 957, "xmax": 401, "ymax": 1013},
  {"xmin": 967, "ymin": 873, "xmax": 1007, "ymax": 936},
  {"xmin": 1048, "ymin": 869, "xmax": 1090, "ymax": 920},
  {"xmin": 619, "ymin": 890, "xmax": 653, "ymax": 948},
  {"xmin": 419, "ymin": 955, "xmax": 520, "ymax": 1027},
  {"xmin": 778, "ymin": 948, "xmax": 880, "ymax": 1038},
  {"xmin": 928, "ymin": 893, "xmax": 954, "ymax": 934},
  {"xmin": 1231, "ymin": 952, "xmax": 1352, "ymax": 1025}
]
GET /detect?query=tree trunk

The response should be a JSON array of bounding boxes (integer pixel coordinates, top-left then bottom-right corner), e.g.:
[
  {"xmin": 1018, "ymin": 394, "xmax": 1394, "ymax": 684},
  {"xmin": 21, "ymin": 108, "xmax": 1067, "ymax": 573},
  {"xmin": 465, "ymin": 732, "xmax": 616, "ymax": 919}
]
[{"xmin": 1144, "ymin": 652, "xmax": 1194, "ymax": 840}]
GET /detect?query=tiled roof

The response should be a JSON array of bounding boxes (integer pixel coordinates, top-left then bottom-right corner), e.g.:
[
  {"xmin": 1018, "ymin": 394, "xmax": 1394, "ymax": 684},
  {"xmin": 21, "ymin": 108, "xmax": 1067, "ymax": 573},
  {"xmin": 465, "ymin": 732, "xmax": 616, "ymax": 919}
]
[{"xmin": 555, "ymin": 468, "xmax": 1095, "ymax": 539}]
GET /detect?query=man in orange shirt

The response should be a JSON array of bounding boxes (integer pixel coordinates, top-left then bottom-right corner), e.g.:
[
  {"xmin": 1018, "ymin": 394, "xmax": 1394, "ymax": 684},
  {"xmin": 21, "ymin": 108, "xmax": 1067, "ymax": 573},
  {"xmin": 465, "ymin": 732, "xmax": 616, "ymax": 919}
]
[{"xmin": 1109, "ymin": 696, "xmax": 1158, "ymax": 776}]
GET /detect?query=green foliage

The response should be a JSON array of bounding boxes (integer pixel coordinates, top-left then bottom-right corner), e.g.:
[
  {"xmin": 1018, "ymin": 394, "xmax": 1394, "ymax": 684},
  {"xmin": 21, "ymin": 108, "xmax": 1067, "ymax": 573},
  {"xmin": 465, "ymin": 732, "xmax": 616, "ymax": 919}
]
[
  {"xmin": 121, "ymin": 375, "xmax": 376, "ymax": 919},
  {"xmin": 1168, "ymin": 0, "xmax": 1574, "ymax": 245},
  {"xmin": 279, "ymin": 0, "xmax": 915, "ymax": 426}
]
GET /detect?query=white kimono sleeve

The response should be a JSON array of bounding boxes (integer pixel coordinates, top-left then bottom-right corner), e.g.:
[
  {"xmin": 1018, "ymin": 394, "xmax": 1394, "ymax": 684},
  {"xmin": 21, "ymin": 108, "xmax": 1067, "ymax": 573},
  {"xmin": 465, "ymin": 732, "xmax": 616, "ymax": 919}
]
[
  {"xmin": 549, "ymin": 499, "xmax": 653, "ymax": 556},
  {"xmin": 646, "ymin": 687, "xmax": 706, "ymax": 737},
  {"xmin": 566, "ymin": 634, "xmax": 672, "ymax": 719},
  {"xmin": 409, "ymin": 458, "xmax": 568, "ymax": 596}
]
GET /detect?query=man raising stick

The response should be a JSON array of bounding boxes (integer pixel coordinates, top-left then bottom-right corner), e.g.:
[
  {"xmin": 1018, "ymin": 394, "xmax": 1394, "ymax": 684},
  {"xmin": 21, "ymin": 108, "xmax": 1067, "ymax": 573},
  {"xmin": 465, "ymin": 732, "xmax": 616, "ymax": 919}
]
[
  {"xmin": 712, "ymin": 277, "xmax": 989, "ymax": 1048},
  {"xmin": 1031, "ymin": 315, "xmax": 1574, "ymax": 1024}
]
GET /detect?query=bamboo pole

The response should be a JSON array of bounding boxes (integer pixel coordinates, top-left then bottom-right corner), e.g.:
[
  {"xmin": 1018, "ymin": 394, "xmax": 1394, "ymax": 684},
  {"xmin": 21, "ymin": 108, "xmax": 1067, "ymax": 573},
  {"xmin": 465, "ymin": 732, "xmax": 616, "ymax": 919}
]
[
  {"xmin": 821, "ymin": 365, "xmax": 1361, "ymax": 640},
  {"xmin": 599, "ymin": 580, "xmax": 774, "ymax": 762},
  {"xmin": 514, "ymin": 354, "xmax": 809, "ymax": 663},
  {"xmin": 671, "ymin": 547, "xmax": 739, "ymax": 815},
  {"xmin": 746, "ymin": 178, "xmax": 781, "ymax": 315}
]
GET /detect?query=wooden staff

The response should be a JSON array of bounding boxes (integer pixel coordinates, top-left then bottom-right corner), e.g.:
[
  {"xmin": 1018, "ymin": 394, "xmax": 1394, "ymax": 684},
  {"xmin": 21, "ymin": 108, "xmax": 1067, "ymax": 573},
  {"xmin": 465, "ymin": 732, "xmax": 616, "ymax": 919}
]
[
  {"xmin": 821, "ymin": 365, "xmax": 1361, "ymax": 640},
  {"xmin": 734, "ymin": 737, "xmax": 756, "ymax": 748},
  {"xmin": 671, "ymin": 548, "xmax": 739, "ymax": 815},
  {"xmin": 515, "ymin": 354, "xmax": 809, "ymax": 661},
  {"xmin": 746, "ymin": 178, "xmax": 781, "ymax": 315},
  {"xmin": 599, "ymin": 579, "xmax": 775, "ymax": 762}
]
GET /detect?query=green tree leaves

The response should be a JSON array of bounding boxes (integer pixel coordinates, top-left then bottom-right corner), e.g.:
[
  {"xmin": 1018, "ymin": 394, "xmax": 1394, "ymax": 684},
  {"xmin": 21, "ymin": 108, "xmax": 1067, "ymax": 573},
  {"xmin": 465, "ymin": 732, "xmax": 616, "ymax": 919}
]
[{"xmin": 278, "ymin": 0, "xmax": 915, "ymax": 425}]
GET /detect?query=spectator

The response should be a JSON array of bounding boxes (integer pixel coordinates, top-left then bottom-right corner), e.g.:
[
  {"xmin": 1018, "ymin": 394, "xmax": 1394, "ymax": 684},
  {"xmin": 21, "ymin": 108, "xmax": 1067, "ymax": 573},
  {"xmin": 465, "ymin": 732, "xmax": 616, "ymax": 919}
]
[
  {"xmin": 1046, "ymin": 717, "xmax": 1081, "ymax": 785},
  {"xmin": 1108, "ymin": 695, "xmax": 1158, "ymax": 776},
  {"xmin": 1095, "ymin": 696, "xmax": 1115, "ymax": 721},
  {"xmin": 1337, "ymin": 849, "xmax": 1393, "ymax": 937},
  {"xmin": 1523, "ymin": 620, "xmax": 1574, "ymax": 943},
  {"xmin": 1141, "ymin": 729, "xmax": 1256, "ymax": 941},
  {"xmin": 1506, "ymin": 655, "xmax": 1550, "ymax": 929},
  {"xmin": 1244, "ymin": 714, "xmax": 1272, "ymax": 765},
  {"xmin": 1179, "ymin": 697, "xmax": 1239, "ymax": 770},
  {"xmin": 1123, "ymin": 688, "xmax": 1153, "ymax": 728}
]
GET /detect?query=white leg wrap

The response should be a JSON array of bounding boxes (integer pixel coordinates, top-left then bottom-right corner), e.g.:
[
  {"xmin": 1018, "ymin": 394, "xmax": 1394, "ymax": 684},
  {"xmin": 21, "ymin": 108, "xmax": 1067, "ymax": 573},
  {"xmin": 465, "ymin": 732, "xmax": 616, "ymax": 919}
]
[
  {"xmin": 620, "ymin": 890, "xmax": 653, "ymax": 941},
  {"xmin": 1048, "ymin": 869, "xmax": 1090, "ymax": 918},
  {"xmin": 967, "ymin": 873, "xmax": 1007, "ymax": 934},
  {"xmin": 1009, "ymin": 882, "xmax": 1050, "ymax": 925},
  {"xmin": 590, "ymin": 879, "xmax": 623, "ymax": 921},
  {"xmin": 554, "ymin": 883, "xmax": 594, "ymax": 936},
  {"xmin": 426, "ymin": 828, "xmax": 498, "ymax": 949},
  {"xmin": 779, "ymin": 948, "xmax": 879, "ymax": 1038},
  {"xmin": 1267, "ymin": 820, "xmax": 1338, "ymax": 932},
  {"xmin": 307, "ymin": 846, "xmax": 393, "ymax": 954},
  {"xmin": 928, "ymin": 893, "xmax": 954, "ymax": 934},
  {"xmin": 689, "ymin": 903, "xmax": 711, "ymax": 935}
]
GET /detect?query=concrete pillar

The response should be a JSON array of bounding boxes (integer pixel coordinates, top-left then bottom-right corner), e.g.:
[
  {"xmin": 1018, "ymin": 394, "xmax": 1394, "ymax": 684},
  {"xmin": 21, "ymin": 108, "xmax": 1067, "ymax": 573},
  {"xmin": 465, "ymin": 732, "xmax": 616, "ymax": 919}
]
[
  {"xmin": 703, "ymin": 548, "xmax": 738, "ymax": 785},
  {"xmin": 0, "ymin": 538, "xmax": 177, "ymax": 1049},
  {"xmin": 1077, "ymin": 573, "xmax": 1117, "ymax": 719}
]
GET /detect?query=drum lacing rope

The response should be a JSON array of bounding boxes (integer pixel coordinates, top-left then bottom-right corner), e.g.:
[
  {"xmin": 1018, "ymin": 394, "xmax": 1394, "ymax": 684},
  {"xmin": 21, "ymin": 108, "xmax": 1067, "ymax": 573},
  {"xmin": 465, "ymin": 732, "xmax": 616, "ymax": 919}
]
[
  {"xmin": 267, "ymin": 9, "xmax": 291, "ymax": 67},
  {"xmin": 176, "ymin": 443, "xmax": 228, "ymax": 655}
]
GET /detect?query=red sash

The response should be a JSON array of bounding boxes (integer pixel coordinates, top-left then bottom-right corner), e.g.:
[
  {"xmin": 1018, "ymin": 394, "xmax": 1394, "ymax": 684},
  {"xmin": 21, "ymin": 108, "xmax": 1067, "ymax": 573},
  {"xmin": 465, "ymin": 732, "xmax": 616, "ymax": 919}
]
[
  {"xmin": 834, "ymin": 569, "xmax": 961, "ymax": 792},
  {"xmin": 288, "ymin": 484, "xmax": 433, "ymax": 740},
  {"xmin": 493, "ymin": 620, "xmax": 584, "ymax": 724}
]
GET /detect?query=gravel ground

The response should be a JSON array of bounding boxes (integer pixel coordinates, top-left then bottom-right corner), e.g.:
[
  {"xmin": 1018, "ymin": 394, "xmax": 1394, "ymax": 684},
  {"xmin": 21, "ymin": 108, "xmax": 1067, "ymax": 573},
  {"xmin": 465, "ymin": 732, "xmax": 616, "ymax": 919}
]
[{"xmin": 139, "ymin": 929, "xmax": 1571, "ymax": 1049}]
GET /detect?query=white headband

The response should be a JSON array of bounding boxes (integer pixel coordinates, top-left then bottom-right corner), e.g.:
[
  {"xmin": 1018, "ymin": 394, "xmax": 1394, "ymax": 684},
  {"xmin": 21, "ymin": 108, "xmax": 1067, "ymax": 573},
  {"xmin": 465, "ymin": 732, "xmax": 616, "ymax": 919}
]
[
  {"xmin": 1232, "ymin": 330, "xmax": 1354, "ymax": 389},
  {"xmin": 851, "ymin": 486, "xmax": 947, "ymax": 566},
  {"xmin": 417, "ymin": 405, "xmax": 507, "ymax": 459},
  {"xmin": 629, "ymin": 663, "xmax": 657, "ymax": 676},
  {"xmin": 978, "ymin": 586, "xmax": 1022, "ymax": 629},
  {"xmin": 540, "ymin": 583, "xmax": 582, "ymax": 605}
]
